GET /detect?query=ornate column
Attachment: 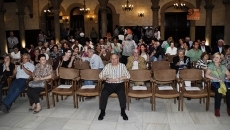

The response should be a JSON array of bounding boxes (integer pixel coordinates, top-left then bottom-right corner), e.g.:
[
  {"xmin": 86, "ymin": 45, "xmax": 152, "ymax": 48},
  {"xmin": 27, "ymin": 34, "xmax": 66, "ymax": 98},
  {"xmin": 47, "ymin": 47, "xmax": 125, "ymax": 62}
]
[
  {"xmin": 0, "ymin": 0, "xmax": 7, "ymax": 54},
  {"xmin": 16, "ymin": 0, "xmax": 28, "ymax": 48},
  {"xmin": 204, "ymin": 2, "xmax": 214, "ymax": 45},
  {"xmin": 151, "ymin": 5, "xmax": 160, "ymax": 29},
  {"xmin": 50, "ymin": 0, "xmax": 62, "ymax": 43},
  {"xmin": 223, "ymin": 0, "xmax": 230, "ymax": 45},
  {"xmin": 98, "ymin": 0, "xmax": 108, "ymax": 37}
]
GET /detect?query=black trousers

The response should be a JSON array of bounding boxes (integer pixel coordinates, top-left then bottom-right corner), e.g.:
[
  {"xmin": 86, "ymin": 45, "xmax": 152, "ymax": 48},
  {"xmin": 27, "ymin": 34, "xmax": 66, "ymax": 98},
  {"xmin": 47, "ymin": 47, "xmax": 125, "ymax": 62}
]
[
  {"xmin": 27, "ymin": 87, "xmax": 45, "ymax": 104},
  {"xmin": 211, "ymin": 86, "xmax": 230, "ymax": 109},
  {"xmin": 100, "ymin": 82, "xmax": 126, "ymax": 110},
  {"xmin": 121, "ymin": 55, "xmax": 129, "ymax": 65}
]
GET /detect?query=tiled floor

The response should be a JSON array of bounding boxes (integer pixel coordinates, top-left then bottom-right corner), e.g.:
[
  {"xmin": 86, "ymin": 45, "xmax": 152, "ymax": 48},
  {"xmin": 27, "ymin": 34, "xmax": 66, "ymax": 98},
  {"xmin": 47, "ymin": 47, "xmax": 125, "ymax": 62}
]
[{"xmin": 0, "ymin": 96, "xmax": 230, "ymax": 130}]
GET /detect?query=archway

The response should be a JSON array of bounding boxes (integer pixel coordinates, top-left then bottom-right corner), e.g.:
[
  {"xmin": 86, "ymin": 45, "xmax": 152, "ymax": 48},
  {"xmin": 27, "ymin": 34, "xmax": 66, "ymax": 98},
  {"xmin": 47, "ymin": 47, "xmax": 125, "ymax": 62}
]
[
  {"xmin": 70, "ymin": 7, "xmax": 85, "ymax": 37},
  {"xmin": 160, "ymin": 0, "xmax": 195, "ymax": 41}
]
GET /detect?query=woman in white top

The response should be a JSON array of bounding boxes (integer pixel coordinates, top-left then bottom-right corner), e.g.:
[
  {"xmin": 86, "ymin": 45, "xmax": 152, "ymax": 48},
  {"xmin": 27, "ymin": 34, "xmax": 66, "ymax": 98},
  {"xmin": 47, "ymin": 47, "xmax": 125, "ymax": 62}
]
[
  {"xmin": 11, "ymin": 46, "xmax": 21, "ymax": 62},
  {"xmin": 165, "ymin": 41, "xmax": 177, "ymax": 55},
  {"xmin": 140, "ymin": 44, "xmax": 149, "ymax": 62},
  {"xmin": 154, "ymin": 27, "xmax": 160, "ymax": 40}
]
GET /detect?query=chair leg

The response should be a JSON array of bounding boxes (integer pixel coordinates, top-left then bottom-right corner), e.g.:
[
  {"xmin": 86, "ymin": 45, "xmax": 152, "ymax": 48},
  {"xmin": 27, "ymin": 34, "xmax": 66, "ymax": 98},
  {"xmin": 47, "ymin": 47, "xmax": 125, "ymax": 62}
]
[
  {"xmin": 203, "ymin": 98, "xmax": 205, "ymax": 104},
  {"xmin": 41, "ymin": 96, "xmax": 43, "ymax": 100},
  {"xmin": 73, "ymin": 94, "xmax": 76, "ymax": 108},
  {"xmin": 153, "ymin": 96, "xmax": 155, "ymax": 111},
  {"xmin": 76, "ymin": 95, "xmax": 79, "ymax": 108},
  {"xmin": 46, "ymin": 93, "xmax": 50, "ymax": 109},
  {"xmin": 178, "ymin": 96, "xmax": 180, "ymax": 111},
  {"xmin": 52, "ymin": 93, "xmax": 55, "ymax": 107},
  {"xmin": 174, "ymin": 98, "xmax": 176, "ymax": 104},
  {"xmin": 61, "ymin": 96, "xmax": 63, "ymax": 100},
  {"xmin": 199, "ymin": 98, "xmax": 201, "ymax": 104},
  {"xmin": 206, "ymin": 96, "xmax": 210, "ymax": 111},
  {"xmin": 127, "ymin": 96, "xmax": 130, "ymax": 111},
  {"xmin": 181, "ymin": 97, "xmax": 184, "ymax": 111}
]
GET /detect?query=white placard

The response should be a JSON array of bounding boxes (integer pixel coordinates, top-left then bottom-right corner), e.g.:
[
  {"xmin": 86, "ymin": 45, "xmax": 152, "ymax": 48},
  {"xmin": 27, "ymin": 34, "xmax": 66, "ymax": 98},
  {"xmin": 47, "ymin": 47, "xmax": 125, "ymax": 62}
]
[
  {"xmin": 57, "ymin": 85, "xmax": 72, "ymax": 88},
  {"xmin": 158, "ymin": 86, "xmax": 173, "ymax": 90},
  {"xmin": 81, "ymin": 85, "xmax": 96, "ymax": 89},
  {"xmin": 185, "ymin": 87, "xmax": 200, "ymax": 91},
  {"xmin": 132, "ymin": 86, "xmax": 147, "ymax": 90}
]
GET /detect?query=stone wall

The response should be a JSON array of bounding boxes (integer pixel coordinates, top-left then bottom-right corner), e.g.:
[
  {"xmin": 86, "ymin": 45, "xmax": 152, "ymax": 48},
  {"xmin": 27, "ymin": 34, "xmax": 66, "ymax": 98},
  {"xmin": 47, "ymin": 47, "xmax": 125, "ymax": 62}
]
[{"xmin": 3, "ymin": 0, "xmax": 226, "ymax": 36}]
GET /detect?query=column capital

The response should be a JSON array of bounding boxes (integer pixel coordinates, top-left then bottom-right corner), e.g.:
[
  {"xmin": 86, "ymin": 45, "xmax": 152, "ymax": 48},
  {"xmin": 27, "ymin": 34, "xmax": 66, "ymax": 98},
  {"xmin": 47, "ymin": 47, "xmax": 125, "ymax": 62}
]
[
  {"xmin": 151, "ymin": 5, "xmax": 160, "ymax": 11},
  {"xmin": 52, "ymin": 9, "xmax": 60, "ymax": 14},
  {"xmin": 223, "ymin": 0, "xmax": 230, "ymax": 5},
  {"xmin": 204, "ymin": 5, "xmax": 214, "ymax": 10},
  {"xmin": 50, "ymin": 0, "xmax": 63, "ymax": 10},
  {"xmin": 99, "ymin": 7, "xmax": 107, "ymax": 13}
]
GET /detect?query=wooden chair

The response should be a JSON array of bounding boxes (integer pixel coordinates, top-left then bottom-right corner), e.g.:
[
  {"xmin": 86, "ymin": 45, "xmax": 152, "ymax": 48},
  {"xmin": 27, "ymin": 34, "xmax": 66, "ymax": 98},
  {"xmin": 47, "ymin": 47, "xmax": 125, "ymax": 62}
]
[
  {"xmin": 126, "ymin": 70, "xmax": 154, "ymax": 110},
  {"xmin": 74, "ymin": 60, "xmax": 90, "ymax": 70},
  {"xmin": 153, "ymin": 69, "xmax": 180, "ymax": 111},
  {"xmin": 179, "ymin": 69, "xmax": 210, "ymax": 111},
  {"xmin": 151, "ymin": 61, "xmax": 170, "ymax": 71},
  {"xmin": 75, "ymin": 69, "xmax": 102, "ymax": 108},
  {"xmin": 38, "ymin": 79, "xmax": 53, "ymax": 109},
  {"xmin": 167, "ymin": 55, "xmax": 176, "ymax": 63},
  {"xmin": 51, "ymin": 67, "xmax": 79, "ymax": 108},
  {"xmin": 1, "ymin": 76, "xmax": 14, "ymax": 96}
]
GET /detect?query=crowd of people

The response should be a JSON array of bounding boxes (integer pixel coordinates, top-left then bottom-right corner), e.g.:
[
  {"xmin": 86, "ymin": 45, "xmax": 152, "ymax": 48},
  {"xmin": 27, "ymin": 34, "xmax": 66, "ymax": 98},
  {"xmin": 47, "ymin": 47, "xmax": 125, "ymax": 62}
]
[{"xmin": 1, "ymin": 26, "xmax": 230, "ymax": 119}]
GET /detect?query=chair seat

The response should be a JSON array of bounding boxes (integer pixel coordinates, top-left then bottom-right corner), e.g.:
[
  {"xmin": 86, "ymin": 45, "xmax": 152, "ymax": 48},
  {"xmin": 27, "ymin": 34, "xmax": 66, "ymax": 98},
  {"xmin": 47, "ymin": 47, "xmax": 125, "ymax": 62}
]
[
  {"xmin": 155, "ymin": 81, "xmax": 173, "ymax": 85},
  {"xmin": 183, "ymin": 89, "xmax": 208, "ymax": 98},
  {"xmin": 110, "ymin": 93, "xmax": 118, "ymax": 97},
  {"xmin": 2, "ymin": 86, "xmax": 9, "ymax": 90},
  {"xmin": 76, "ymin": 88, "xmax": 99, "ymax": 96},
  {"xmin": 128, "ymin": 87, "xmax": 152, "ymax": 98},
  {"xmin": 52, "ymin": 88, "xmax": 73, "ymax": 95},
  {"xmin": 155, "ymin": 88, "xmax": 179, "ymax": 98}
]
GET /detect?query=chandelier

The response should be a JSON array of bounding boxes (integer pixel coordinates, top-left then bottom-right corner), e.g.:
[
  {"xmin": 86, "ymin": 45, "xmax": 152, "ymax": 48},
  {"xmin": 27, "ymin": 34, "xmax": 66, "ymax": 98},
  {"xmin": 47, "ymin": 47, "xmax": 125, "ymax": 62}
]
[
  {"xmin": 44, "ymin": 0, "xmax": 51, "ymax": 13},
  {"xmin": 79, "ymin": 0, "xmax": 90, "ymax": 13},
  {"xmin": 173, "ymin": 0, "xmax": 186, "ymax": 10},
  {"xmin": 122, "ymin": 0, "xmax": 134, "ymax": 11}
]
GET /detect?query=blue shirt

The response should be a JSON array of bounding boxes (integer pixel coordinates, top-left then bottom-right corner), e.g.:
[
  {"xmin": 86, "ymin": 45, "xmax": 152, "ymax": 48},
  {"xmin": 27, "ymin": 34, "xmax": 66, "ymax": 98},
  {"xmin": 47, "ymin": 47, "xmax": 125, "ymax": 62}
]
[{"xmin": 89, "ymin": 54, "xmax": 104, "ymax": 69}]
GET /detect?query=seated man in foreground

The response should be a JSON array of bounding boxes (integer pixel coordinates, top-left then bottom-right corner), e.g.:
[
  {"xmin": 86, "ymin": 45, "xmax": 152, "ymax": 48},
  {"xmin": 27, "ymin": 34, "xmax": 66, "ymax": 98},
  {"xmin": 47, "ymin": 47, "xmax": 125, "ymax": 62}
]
[
  {"xmin": 98, "ymin": 54, "xmax": 130, "ymax": 120},
  {"xmin": 0, "ymin": 53, "xmax": 35, "ymax": 113}
]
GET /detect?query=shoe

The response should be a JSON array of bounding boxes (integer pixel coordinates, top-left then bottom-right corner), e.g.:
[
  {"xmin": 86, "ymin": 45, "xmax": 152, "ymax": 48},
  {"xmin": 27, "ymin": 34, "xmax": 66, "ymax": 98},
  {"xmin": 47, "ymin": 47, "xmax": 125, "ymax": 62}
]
[
  {"xmin": 98, "ymin": 112, "xmax": 105, "ymax": 120},
  {"xmin": 0, "ymin": 104, "xmax": 9, "ymax": 113},
  {"xmin": 29, "ymin": 108, "xmax": 34, "ymax": 112},
  {"xmin": 121, "ymin": 113, "xmax": 128, "ymax": 120},
  {"xmin": 227, "ymin": 108, "xmax": 230, "ymax": 116},
  {"xmin": 33, "ymin": 108, "xmax": 42, "ymax": 114},
  {"xmin": 215, "ymin": 109, "xmax": 220, "ymax": 117}
]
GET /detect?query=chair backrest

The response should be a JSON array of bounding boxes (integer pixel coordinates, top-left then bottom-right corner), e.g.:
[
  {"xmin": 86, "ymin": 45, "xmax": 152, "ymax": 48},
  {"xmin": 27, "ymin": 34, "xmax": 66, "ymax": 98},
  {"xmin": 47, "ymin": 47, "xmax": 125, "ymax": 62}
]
[
  {"xmin": 80, "ymin": 69, "xmax": 101, "ymax": 80},
  {"xmin": 153, "ymin": 69, "xmax": 176, "ymax": 82},
  {"xmin": 151, "ymin": 61, "xmax": 170, "ymax": 71},
  {"xmin": 179, "ymin": 69, "xmax": 202, "ymax": 81},
  {"xmin": 129, "ymin": 70, "xmax": 151, "ymax": 82},
  {"xmin": 167, "ymin": 55, "xmax": 176, "ymax": 63},
  {"xmin": 59, "ymin": 67, "xmax": 79, "ymax": 79},
  {"xmin": 102, "ymin": 60, "xmax": 109, "ymax": 66},
  {"xmin": 74, "ymin": 60, "xmax": 90, "ymax": 70}
]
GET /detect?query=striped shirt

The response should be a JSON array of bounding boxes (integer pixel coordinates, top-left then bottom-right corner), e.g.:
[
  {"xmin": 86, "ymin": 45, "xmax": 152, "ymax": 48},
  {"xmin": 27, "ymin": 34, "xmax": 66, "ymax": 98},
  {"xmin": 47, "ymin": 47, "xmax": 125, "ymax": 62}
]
[
  {"xmin": 196, "ymin": 59, "xmax": 208, "ymax": 69},
  {"xmin": 99, "ymin": 63, "xmax": 130, "ymax": 83}
]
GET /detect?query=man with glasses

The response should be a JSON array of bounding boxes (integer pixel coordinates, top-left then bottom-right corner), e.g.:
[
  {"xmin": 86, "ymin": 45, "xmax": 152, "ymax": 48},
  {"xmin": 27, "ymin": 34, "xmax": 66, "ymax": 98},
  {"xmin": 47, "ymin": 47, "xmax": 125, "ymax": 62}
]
[{"xmin": 0, "ymin": 53, "xmax": 35, "ymax": 113}]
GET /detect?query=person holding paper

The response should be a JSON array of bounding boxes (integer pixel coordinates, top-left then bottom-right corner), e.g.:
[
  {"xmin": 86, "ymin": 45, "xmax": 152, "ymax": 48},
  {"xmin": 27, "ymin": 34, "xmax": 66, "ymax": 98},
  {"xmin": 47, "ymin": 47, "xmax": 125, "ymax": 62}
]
[
  {"xmin": 205, "ymin": 52, "xmax": 230, "ymax": 117},
  {"xmin": 171, "ymin": 48, "xmax": 191, "ymax": 73},
  {"xmin": 98, "ymin": 54, "xmax": 130, "ymax": 121}
]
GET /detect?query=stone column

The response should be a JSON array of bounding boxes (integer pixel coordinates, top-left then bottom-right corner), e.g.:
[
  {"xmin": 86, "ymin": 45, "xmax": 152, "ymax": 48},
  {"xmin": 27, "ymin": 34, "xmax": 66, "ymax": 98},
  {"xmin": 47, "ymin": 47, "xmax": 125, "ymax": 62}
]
[
  {"xmin": 190, "ymin": 21, "xmax": 195, "ymax": 41},
  {"xmin": 223, "ymin": 0, "xmax": 230, "ymax": 45},
  {"xmin": 0, "ymin": 0, "xmax": 7, "ymax": 54},
  {"xmin": 53, "ymin": 9, "xmax": 61, "ymax": 42},
  {"xmin": 50, "ymin": 0, "xmax": 62, "ymax": 43},
  {"xmin": 16, "ymin": 0, "xmax": 27, "ymax": 48},
  {"xmin": 151, "ymin": 5, "xmax": 160, "ymax": 29},
  {"xmin": 100, "ymin": 7, "xmax": 107, "ymax": 37},
  {"xmin": 204, "ymin": 4, "xmax": 214, "ymax": 45}
]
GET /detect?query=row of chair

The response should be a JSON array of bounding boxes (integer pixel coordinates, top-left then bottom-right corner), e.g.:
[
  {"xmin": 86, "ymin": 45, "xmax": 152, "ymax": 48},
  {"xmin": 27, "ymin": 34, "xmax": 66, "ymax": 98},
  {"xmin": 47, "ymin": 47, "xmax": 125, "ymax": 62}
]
[{"xmin": 34, "ymin": 67, "xmax": 211, "ymax": 112}]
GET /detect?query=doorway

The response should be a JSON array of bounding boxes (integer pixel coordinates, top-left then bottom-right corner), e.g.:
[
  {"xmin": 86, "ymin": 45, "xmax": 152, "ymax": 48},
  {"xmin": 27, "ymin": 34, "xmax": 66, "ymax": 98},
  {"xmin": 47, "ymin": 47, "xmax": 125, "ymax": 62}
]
[
  {"xmin": 70, "ymin": 7, "xmax": 85, "ymax": 33},
  {"xmin": 164, "ymin": 12, "xmax": 190, "ymax": 42}
]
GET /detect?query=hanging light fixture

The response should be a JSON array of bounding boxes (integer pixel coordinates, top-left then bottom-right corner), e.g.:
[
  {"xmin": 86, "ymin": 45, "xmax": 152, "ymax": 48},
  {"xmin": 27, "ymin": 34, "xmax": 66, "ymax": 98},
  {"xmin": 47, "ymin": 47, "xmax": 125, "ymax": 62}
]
[
  {"xmin": 79, "ymin": 0, "xmax": 90, "ymax": 13},
  {"xmin": 173, "ymin": 0, "xmax": 186, "ymax": 10},
  {"xmin": 44, "ymin": 0, "xmax": 51, "ymax": 13},
  {"xmin": 122, "ymin": 0, "xmax": 134, "ymax": 11}
]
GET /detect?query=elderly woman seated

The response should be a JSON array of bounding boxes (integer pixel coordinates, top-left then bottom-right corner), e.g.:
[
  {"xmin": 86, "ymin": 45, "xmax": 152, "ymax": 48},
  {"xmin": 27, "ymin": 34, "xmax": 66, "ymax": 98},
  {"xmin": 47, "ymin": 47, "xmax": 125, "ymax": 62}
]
[
  {"xmin": 205, "ymin": 52, "xmax": 230, "ymax": 117},
  {"xmin": 27, "ymin": 54, "xmax": 52, "ymax": 114}
]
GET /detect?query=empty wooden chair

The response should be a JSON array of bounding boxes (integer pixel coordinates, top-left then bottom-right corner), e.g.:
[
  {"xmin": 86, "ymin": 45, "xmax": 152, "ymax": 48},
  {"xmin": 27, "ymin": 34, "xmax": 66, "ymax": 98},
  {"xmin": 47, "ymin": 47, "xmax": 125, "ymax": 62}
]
[
  {"xmin": 74, "ymin": 60, "xmax": 90, "ymax": 70},
  {"xmin": 179, "ymin": 69, "xmax": 210, "ymax": 111},
  {"xmin": 51, "ymin": 67, "xmax": 79, "ymax": 108},
  {"xmin": 75, "ymin": 69, "xmax": 102, "ymax": 108},
  {"xmin": 153, "ymin": 69, "xmax": 180, "ymax": 111},
  {"xmin": 151, "ymin": 61, "xmax": 170, "ymax": 71},
  {"xmin": 126, "ymin": 70, "xmax": 154, "ymax": 110}
]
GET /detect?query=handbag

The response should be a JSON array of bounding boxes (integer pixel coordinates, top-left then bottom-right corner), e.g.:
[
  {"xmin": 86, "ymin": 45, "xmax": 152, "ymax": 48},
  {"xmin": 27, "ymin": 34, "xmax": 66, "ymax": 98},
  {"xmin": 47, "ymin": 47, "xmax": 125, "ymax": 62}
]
[{"xmin": 29, "ymin": 80, "xmax": 45, "ymax": 88}]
